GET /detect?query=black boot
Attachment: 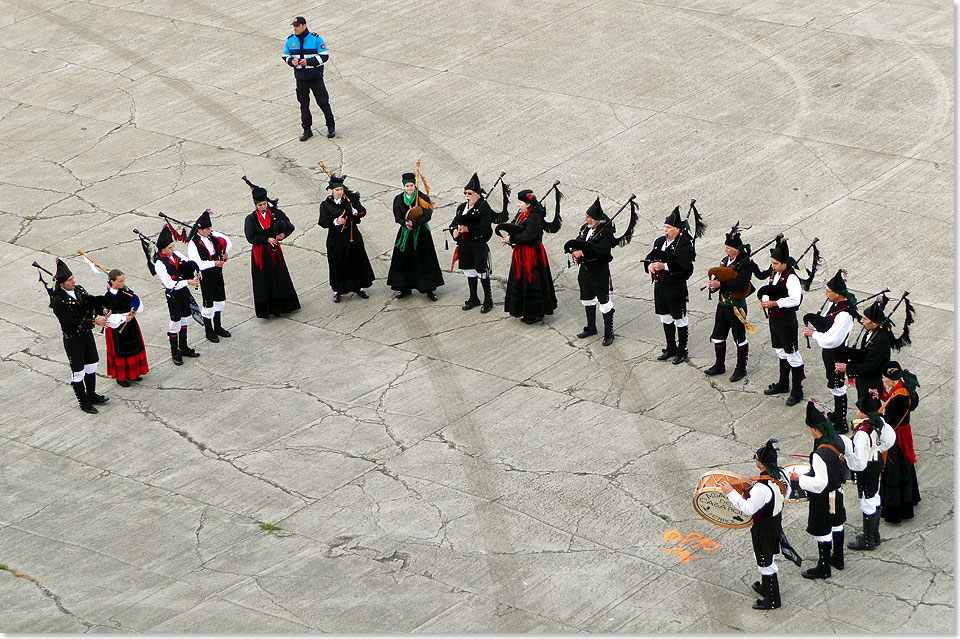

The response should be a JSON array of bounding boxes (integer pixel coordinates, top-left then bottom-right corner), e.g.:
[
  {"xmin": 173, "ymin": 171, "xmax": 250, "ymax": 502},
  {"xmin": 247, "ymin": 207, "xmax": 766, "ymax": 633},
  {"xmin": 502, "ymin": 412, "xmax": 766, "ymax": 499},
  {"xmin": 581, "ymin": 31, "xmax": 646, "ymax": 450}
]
[
  {"xmin": 169, "ymin": 334, "xmax": 182, "ymax": 366},
  {"xmin": 780, "ymin": 530, "xmax": 803, "ymax": 567},
  {"xmin": 214, "ymin": 311, "xmax": 231, "ymax": 338},
  {"xmin": 872, "ymin": 511, "xmax": 882, "ymax": 546},
  {"xmin": 671, "ymin": 326, "xmax": 687, "ymax": 364},
  {"xmin": 85, "ymin": 373, "xmax": 108, "ymax": 405},
  {"xmin": 848, "ymin": 514, "xmax": 877, "ymax": 551},
  {"xmin": 704, "ymin": 342, "xmax": 726, "ymax": 375},
  {"xmin": 577, "ymin": 306, "xmax": 598, "ymax": 338},
  {"xmin": 753, "ymin": 574, "xmax": 781, "ymax": 610},
  {"xmin": 299, "ymin": 128, "xmax": 313, "ymax": 141},
  {"xmin": 601, "ymin": 309, "xmax": 615, "ymax": 347},
  {"xmin": 72, "ymin": 381, "xmax": 97, "ymax": 414},
  {"xmin": 179, "ymin": 328, "xmax": 200, "ymax": 358},
  {"xmin": 829, "ymin": 394, "xmax": 849, "ymax": 434},
  {"xmin": 831, "ymin": 529, "xmax": 845, "ymax": 570},
  {"xmin": 802, "ymin": 541, "xmax": 832, "ymax": 579},
  {"xmin": 657, "ymin": 323, "xmax": 677, "ymax": 361},
  {"xmin": 203, "ymin": 317, "xmax": 219, "ymax": 343},
  {"xmin": 786, "ymin": 364, "xmax": 805, "ymax": 406},
  {"xmin": 462, "ymin": 277, "xmax": 481, "ymax": 310},
  {"xmin": 480, "ymin": 278, "xmax": 493, "ymax": 313},
  {"xmin": 729, "ymin": 344, "xmax": 749, "ymax": 382},
  {"xmin": 764, "ymin": 359, "xmax": 791, "ymax": 395}
]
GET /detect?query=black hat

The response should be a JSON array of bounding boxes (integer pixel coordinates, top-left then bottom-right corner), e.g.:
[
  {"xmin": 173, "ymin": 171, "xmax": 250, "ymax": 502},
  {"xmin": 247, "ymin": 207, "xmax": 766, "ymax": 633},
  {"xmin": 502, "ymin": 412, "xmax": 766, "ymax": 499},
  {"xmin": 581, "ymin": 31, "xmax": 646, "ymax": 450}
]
[
  {"xmin": 724, "ymin": 221, "xmax": 747, "ymax": 250},
  {"xmin": 664, "ymin": 205, "xmax": 682, "ymax": 228},
  {"xmin": 401, "ymin": 172, "xmax": 416, "ymax": 185},
  {"xmin": 326, "ymin": 175, "xmax": 346, "ymax": 190},
  {"xmin": 755, "ymin": 438, "xmax": 779, "ymax": 468},
  {"xmin": 196, "ymin": 209, "xmax": 212, "ymax": 229},
  {"xmin": 884, "ymin": 361, "xmax": 902, "ymax": 380},
  {"xmin": 586, "ymin": 197, "xmax": 607, "ymax": 221},
  {"xmin": 770, "ymin": 237, "xmax": 790, "ymax": 263},
  {"xmin": 825, "ymin": 269, "xmax": 847, "ymax": 294},
  {"xmin": 252, "ymin": 187, "xmax": 268, "ymax": 203},
  {"xmin": 863, "ymin": 298, "xmax": 886, "ymax": 323},
  {"xmin": 517, "ymin": 189, "xmax": 537, "ymax": 204},
  {"xmin": 464, "ymin": 173, "xmax": 482, "ymax": 194},
  {"xmin": 54, "ymin": 258, "xmax": 72, "ymax": 282},
  {"xmin": 805, "ymin": 400, "xmax": 837, "ymax": 438},
  {"xmin": 291, "ymin": 16, "xmax": 306, "ymax": 25},
  {"xmin": 157, "ymin": 224, "xmax": 174, "ymax": 249},
  {"xmin": 856, "ymin": 389, "xmax": 881, "ymax": 415}
]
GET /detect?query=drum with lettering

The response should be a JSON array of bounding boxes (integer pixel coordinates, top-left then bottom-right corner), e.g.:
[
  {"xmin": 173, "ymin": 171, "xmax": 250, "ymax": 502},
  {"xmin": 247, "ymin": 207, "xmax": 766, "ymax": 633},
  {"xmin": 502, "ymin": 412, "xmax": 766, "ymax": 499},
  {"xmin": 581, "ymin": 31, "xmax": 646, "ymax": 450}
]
[
  {"xmin": 783, "ymin": 462, "xmax": 811, "ymax": 503},
  {"xmin": 693, "ymin": 471, "xmax": 754, "ymax": 529}
]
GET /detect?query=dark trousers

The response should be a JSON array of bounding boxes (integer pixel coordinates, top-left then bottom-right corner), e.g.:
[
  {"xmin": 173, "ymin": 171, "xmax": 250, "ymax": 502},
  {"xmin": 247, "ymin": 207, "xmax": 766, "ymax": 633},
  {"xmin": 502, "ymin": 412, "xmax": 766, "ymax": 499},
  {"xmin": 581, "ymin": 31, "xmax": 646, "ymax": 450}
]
[{"xmin": 296, "ymin": 77, "xmax": 335, "ymax": 129}]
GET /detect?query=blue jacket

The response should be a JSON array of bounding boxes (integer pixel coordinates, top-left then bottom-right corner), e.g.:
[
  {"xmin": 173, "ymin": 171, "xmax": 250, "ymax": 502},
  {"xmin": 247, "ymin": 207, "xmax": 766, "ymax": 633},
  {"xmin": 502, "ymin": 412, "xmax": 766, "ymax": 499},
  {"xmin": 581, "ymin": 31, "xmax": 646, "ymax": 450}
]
[{"xmin": 283, "ymin": 31, "xmax": 329, "ymax": 80}]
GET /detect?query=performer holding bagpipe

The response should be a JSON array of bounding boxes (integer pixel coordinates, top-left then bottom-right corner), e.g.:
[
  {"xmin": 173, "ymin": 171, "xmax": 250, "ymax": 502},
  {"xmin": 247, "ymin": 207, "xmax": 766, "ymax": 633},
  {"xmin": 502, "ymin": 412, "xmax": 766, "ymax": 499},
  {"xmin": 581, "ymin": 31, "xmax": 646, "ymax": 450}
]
[
  {"xmin": 316, "ymin": 166, "xmax": 374, "ymax": 303},
  {"xmin": 879, "ymin": 361, "xmax": 921, "ymax": 523},
  {"xmin": 802, "ymin": 269, "xmax": 860, "ymax": 433},
  {"xmin": 187, "ymin": 209, "xmax": 233, "ymax": 342},
  {"xmin": 844, "ymin": 390, "xmax": 895, "ymax": 552},
  {"xmin": 835, "ymin": 291, "xmax": 913, "ymax": 402},
  {"xmin": 565, "ymin": 195, "xmax": 638, "ymax": 346},
  {"xmin": 497, "ymin": 183, "xmax": 563, "ymax": 324},
  {"xmin": 447, "ymin": 172, "xmax": 508, "ymax": 313},
  {"xmin": 719, "ymin": 439, "xmax": 789, "ymax": 610},
  {"xmin": 153, "ymin": 223, "xmax": 202, "ymax": 365},
  {"xmin": 243, "ymin": 176, "xmax": 301, "ymax": 316},
  {"xmin": 33, "ymin": 259, "xmax": 109, "ymax": 414},
  {"xmin": 78, "ymin": 251, "xmax": 148, "ymax": 388},
  {"xmin": 756, "ymin": 237, "xmax": 806, "ymax": 407},
  {"xmin": 788, "ymin": 401, "xmax": 848, "ymax": 580},
  {"xmin": 388, "ymin": 162, "xmax": 444, "ymax": 301},
  {"xmin": 703, "ymin": 223, "xmax": 756, "ymax": 381},
  {"xmin": 644, "ymin": 200, "xmax": 703, "ymax": 364}
]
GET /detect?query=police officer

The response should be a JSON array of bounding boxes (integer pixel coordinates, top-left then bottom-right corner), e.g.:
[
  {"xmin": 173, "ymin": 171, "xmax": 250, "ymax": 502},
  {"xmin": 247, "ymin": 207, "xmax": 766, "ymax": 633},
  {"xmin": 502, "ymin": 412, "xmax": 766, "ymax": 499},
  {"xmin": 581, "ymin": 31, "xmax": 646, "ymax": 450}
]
[{"xmin": 283, "ymin": 16, "xmax": 335, "ymax": 141}]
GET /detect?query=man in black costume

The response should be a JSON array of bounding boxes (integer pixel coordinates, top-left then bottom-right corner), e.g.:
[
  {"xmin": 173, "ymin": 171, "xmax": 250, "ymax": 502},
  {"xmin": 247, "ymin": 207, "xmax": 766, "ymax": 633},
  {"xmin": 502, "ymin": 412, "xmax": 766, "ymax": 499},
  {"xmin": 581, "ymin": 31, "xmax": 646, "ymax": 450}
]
[
  {"xmin": 835, "ymin": 297, "xmax": 891, "ymax": 403},
  {"xmin": 645, "ymin": 206, "xmax": 697, "ymax": 364},
  {"xmin": 243, "ymin": 178, "xmax": 301, "ymax": 317},
  {"xmin": 568, "ymin": 198, "xmax": 617, "ymax": 346},
  {"xmin": 188, "ymin": 209, "xmax": 233, "ymax": 342},
  {"xmin": 155, "ymin": 224, "xmax": 202, "ymax": 365},
  {"xmin": 450, "ymin": 173, "xmax": 495, "ymax": 312},
  {"xmin": 318, "ymin": 174, "xmax": 374, "ymax": 303},
  {"xmin": 704, "ymin": 224, "xmax": 755, "ymax": 381},
  {"xmin": 49, "ymin": 259, "xmax": 109, "ymax": 414},
  {"xmin": 388, "ymin": 172, "xmax": 444, "ymax": 301}
]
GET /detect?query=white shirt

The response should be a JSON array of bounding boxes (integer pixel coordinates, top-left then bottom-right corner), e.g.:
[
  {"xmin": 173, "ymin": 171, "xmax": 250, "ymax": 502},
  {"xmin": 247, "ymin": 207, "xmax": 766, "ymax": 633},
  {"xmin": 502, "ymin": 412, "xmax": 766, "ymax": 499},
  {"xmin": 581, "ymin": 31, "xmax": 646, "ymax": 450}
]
[
  {"xmin": 878, "ymin": 418, "xmax": 896, "ymax": 453},
  {"xmin": 761, "ymin": 271, "xmax": 802, "ymax": 309},
  {"xmin": 187, "ymin": 232, "xmax": 232, "ymax": 271},
  {"xmin": 725, "ymin": 474, "xmax": 791, "ymax": 515},
  {"xmin": 812, "ymin": 305, "xmax": 854, "ymax": 349},
  {"xmin": 104, "ymin": 288, "xmax": 145, "ymax": 329},
  {"xmin": 156, "ymin": 251, "xmax": 192, "ymax": 291},
  {"xmin": 798, "ymin": 453, "xmax": 829, "ymax": 494}
]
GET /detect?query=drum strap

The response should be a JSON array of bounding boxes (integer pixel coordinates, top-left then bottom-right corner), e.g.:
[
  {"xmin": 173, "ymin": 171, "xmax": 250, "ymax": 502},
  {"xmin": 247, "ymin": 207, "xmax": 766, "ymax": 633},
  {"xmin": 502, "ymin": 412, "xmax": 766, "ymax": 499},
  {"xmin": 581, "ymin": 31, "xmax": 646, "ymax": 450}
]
[
  {"xmin": 817, "ymin": 443, "xmax": 844, "ymax": 462},
  {"xmin": 746, "ymin": 475, "xmax": 787, "ymax": 496}
]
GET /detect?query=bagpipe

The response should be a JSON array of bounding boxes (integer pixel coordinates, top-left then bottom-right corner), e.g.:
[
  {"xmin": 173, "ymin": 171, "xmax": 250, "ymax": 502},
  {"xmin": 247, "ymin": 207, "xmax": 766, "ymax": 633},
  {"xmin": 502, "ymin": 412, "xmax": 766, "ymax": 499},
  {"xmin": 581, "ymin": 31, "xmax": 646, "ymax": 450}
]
[
  {"xmin": 405, "ymin": 159, "xmax": 433, "ymax": 223},
  {"xmin": 495, "ymin": 180, "xmax": 563, "ymax": 238},
  {"xmin": 31, "ymin": 261, "xmax": 56, "ymax": 308},
  {"xmin": 77, "ymin": 250, "xmax": 139, "ymax": 335},
  {"xmin": 133, "ymin": 228, "xmax": 203, "ymax": 326},
  {"xmin": 564, "ymin": 193, "xmax": 638, "ymax": 262},
  {"xmin": 643, "ymin": 199, "xmax": 701, "ymax": 278},
  {"xmin": 753, "ymin": 236, "xmax": 819, "ymax": 315},
  {"xmin": 443, "ymin": 171, "xmax": 510, "ymax": 253},
  {"xmin": 316, "ymin": 163, "xmax": 362, "ymax": 242},
  {"xmin": 158, "ymin": 211, "xmax": 199, "ymax": 244}
]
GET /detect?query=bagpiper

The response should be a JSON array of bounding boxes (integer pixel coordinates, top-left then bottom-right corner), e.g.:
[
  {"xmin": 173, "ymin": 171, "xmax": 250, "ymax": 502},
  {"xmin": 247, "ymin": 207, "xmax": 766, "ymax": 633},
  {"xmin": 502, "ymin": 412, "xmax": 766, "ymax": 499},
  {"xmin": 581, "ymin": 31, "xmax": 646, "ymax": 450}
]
[
  {"xmin": 756, "ymin": 237, "xmax": 805, "ymax": 406},
  {"xmin": 845, "ymin": 390, "xmax": 895, "ymax": 552},
  {"xmin": 388, "ymin": 171, "xmax": 444, "ymax": 301},
  {"xmin": 187, "ymin": 209, "xmax": 233, "ymax": 342},
  {"xmin": 449, "ymin": 172, "xmax": 500, "ymax": 313},
  {"xmin": 243, "ymin": 177, "xmax": 301, "ymax": 316},
  {"xmin": 317, "ymin": 174, "xmax": 375, "ymax": 302},
  {"xmin": 102, "ymin": 269, "xmax": 148, "ymax": 387},
  {"xmin": 155, "ymin": 224, "xmax": 202, "ymax": 365},
  {"xmin": 704, "ymin": 223, "xmax": 756, "ymax": 380}
]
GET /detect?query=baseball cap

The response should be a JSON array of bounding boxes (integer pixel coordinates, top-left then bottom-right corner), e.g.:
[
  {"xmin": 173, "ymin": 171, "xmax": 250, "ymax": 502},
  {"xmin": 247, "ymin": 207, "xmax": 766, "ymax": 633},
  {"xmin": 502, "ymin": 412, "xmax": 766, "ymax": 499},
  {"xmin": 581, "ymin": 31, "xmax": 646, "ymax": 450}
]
[{"xmin": 291, "ymin": 16, "xmax": 306, "ymax": 25}]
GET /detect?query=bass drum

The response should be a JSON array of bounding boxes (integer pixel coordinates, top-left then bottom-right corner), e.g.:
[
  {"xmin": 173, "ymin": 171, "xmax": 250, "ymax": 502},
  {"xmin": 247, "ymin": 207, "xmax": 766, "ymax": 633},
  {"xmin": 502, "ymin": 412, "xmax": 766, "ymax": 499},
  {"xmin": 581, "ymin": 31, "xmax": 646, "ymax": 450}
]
[{"xmin": 693, "ymin": 471, "xmax": 753, "ymax": 529}]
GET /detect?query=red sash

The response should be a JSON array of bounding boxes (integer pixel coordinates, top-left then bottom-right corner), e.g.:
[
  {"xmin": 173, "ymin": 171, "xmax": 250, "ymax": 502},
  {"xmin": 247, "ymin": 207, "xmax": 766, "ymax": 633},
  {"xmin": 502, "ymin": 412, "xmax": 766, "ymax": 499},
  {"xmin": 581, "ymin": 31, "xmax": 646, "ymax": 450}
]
[{"xmin": 252, "ymin": 209, "xmax": 283, "ymax": 270}]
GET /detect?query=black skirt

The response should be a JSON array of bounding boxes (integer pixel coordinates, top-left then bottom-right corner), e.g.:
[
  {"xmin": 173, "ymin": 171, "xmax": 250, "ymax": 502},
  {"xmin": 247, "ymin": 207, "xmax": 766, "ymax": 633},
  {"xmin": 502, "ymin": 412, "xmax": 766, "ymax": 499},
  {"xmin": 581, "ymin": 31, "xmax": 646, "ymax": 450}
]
[
  {"xmin": 880, "ymin": 444, "xmax": 921, "ymax": 523},
  {"xmin": 504, "ymin": 245, "xmax": 557, "ymax": 319},
  {"xmin": 387, "ymin": 225, "xmax": 444, "ymax": 293}
]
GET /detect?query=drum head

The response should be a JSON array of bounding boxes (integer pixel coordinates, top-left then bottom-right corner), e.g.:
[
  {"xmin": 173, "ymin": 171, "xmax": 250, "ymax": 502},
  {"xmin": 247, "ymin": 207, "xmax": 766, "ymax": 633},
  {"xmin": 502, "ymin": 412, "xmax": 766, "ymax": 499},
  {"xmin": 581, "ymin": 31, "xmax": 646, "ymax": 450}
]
[{"xmin": 783, "ymin": 462, "xmax": 811, "ymax": 503}]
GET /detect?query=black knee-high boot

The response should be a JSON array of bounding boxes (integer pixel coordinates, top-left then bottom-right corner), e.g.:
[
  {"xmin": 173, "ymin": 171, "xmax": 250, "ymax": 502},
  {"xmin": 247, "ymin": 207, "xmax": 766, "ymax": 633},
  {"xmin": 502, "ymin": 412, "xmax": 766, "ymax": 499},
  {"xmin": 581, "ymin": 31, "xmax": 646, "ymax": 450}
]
[
  {"xmin": 602, "ymin": 309, "xmax": 615, "ymax": 347},
  {"xmin": 786, "ymin": 364, "xmax": 805, "ymax": 406},
  {"xmin": 85, "ymin": 372, "xmax": 108, "ymax": 404},
  {"xmin": 169, "ymin": 334, "xmax": 182, "ymax": 366},
  {"xmin": 831, "ymin": 529, "xmax": 844, "ymax": 569},
  {"xmin": 462, "ymin": 277, "xmax": 480, "ymax": 310},
  {"xmin": 657, "ymin": 323, "xmax": 677, "ymax": 360},
  {"xmin": 203, "ymin": 317, "xmax": 219, "ymax": 343},
  {"xmin": 801, "ymin": 541, "xmax": 832, "ymax": 579},
  {"xmin": 672, "ymin": 326, "xmax": 688, "ymax": 364},
  {"xmin": 730, "ymin": 344, "xmax": 749, "ymax": 382},
  {"xmin": 480, "ymin": 277, "xmax": 493, "ymax": 313},
  {"xmin": 179, "ymin": 327, "xmax": 200, "ymax": 358},
  {"xmin": 578, "ymin": 306, "xmax": 598, "ymax": 338},
  {"xmin": 765, "ymin": 358, "xmax": 790, "ymax": 395},
  {"xmin": 829, "ymin": 393, "xmax": 848, "ymax": 434},
  {"xmin": 214, "ymin": 311, "xmax": 231, "ymax": 337},
  {"xmin": 73, "ymin": 381, "xmax": 97, "ymax": 414},
  {"xmin": 704, "ymin": 342, "xmax": 726, "ymax": 375}
]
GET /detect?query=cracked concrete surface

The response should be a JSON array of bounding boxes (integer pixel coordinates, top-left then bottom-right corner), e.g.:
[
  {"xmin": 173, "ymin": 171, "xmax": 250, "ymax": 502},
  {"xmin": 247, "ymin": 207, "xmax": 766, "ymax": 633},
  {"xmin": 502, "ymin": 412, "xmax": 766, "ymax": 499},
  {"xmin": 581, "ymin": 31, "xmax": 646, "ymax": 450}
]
[{"xmin": 0, "ymin": 0, "xmax": 953, "ymax": 633}]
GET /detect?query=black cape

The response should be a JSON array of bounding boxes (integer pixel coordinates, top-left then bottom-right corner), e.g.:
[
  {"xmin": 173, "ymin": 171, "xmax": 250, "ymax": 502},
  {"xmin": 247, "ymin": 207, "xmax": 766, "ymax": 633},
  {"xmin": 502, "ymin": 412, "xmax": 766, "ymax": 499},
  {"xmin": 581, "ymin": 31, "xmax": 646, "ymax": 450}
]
[
  {"xmin": 387, "ymin": 192, "xmax": 444, "ymax": 293},
  {"xmin": 318, "ymin": 193, "xmax": 375, "ymax": 294},
  {"xmin": 244, "ymin": 206, "xmax": 301, "ymax": 318},
  {"xmin": 503, "ymin": 208, "xmax": 557, "ymax": 319}
]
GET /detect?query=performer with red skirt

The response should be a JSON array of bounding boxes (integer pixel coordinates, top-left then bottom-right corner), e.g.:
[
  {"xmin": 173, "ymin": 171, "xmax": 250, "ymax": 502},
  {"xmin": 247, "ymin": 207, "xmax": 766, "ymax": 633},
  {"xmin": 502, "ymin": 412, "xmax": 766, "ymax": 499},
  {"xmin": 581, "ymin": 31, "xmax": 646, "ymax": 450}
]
[{"xmin": 102, "ymin": 269, "xmax": 148, "ymax": 387}]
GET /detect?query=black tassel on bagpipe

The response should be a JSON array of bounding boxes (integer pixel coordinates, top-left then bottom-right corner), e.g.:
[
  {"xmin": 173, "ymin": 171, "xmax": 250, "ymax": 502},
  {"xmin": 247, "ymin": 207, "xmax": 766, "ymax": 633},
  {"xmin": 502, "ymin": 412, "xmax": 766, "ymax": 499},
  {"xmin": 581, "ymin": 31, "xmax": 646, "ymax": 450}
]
[
  {"xmin": 891, "ymin": 296, "xmax": 915, "ymax": 351},
  {"xmin": 799, "ymin": 242, "xmax": 822, "ymax": 291},
  {"xmin": 494, "ymin": 178, "xmax": 511, "ymax": 224},
  {"xmin": 542, "ymin": 182, "xmax": 563, "ymax": 234},
  {"xmin": 31, "ymin": 262, "xmax": 55, "ymax": 307},
  {"xmin": 614, "ymin": 198, "xmax": 639, "ymax": 247},
  {"xmin": 686, "ymin": 199, "xmax": 706, "ymax": 240}
]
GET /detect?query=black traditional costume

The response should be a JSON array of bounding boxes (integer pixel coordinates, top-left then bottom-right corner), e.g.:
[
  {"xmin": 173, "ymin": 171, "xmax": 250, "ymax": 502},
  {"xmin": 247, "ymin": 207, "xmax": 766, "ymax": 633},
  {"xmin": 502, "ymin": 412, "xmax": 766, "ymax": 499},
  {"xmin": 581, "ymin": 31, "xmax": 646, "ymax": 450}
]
[
  {"xmin": 705, "ymin": 224, "xmax": 755, "ymax": 381},
  {"xmin": 645, "ymin": 205, "xmax": 698, "ymax": 364},
  {"xmin": 155, "ymin": 224, "xmax": 202, "ymax": 365},
  {"xmin": 243, "ymin": 179, "xmax": 301, "ymax": 317},
  {"xmin": 317, "ymin": 175, "xmax": 375, "ymax": 302},
  {"xmin": 388, "ymin": 172, "xmax": 444, "ymax": 299},
  {"xmin": 449, "ymin": 173, "xmax": 496, "ymax": 312},
  {"xmin": 103, "ymin": 281, "xmax": 148, "ymax": 386},
  {"xmin": 188, "ymin": 209, "xmax": 233, "ymax": 342},
  {"xmin": 49, "ymin": 259, "xmax": 108, "ymax": 414},
  {"xmin": 568, "ymin": 198, "xmax": 618, "ymax": 345},
  {"xmin": 724, "ymin": 439, "xmax": 788, "ymax": 610},
  {"xmin": 879, "ymin": 362, "xmax": 921, "ymax": 523},
  {"xmin": 758, "ymin": 238, "xmax": 805, "ymax": 406},
  {"xmin": 797, "ymin": 402, "xmax": 847, "ymax": 579},
  {"xmin": 843, "ymin": 298, "xmax": 892, "ymax": 402},
  {"xmin": 806, "ymin": 269, "xmax": 858, "ymax": 433},
  {"xmin": 845, "ymin": 391, "xmax": 895, "ymax": 552},
  {"xmin": 500, "ymin": 188, "xmax": 561, "ymax": 324}
]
